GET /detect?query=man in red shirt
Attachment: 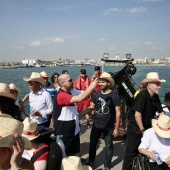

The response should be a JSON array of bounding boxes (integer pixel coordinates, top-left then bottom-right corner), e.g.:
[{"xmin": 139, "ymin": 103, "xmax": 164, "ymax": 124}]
[
  {"xmin": 74, "ymin": 69, "xmax": 91, "ymax": 129},
  {"xmin": 53, "ymin": 73, "xmax": 98, "ymax": 156}
]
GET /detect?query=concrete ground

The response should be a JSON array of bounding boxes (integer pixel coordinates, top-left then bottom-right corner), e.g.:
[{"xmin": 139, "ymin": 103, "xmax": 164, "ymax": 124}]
[{"xmin": 77, "ymin": 118, "xmax": 127, "ymax": 170}]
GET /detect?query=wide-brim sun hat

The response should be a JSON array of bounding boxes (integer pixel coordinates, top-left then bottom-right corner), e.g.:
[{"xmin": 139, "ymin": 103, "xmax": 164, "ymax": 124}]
[
  {"xmin": 99, "ymin": 72, "xmax": 115, "ymax": 88},
  {"xmin": 0, "ymin": 83, "xmax": 16, "ymax": 100},
  {"xmin": 141, "ymin": 72, "xmax": 166, "ymax": 86},
  {"xmin": 23, "ymin": 72, "xmax": 46, "ymax": 86},
  {"xmin": 152, "ymin": 115, "xmax": 170, "ymax": 138},
  {"xmin": 9, "ymin": 83, "xmax": 20, "ymax": 96},
  {"xmin": 22, "ymin": 117, "xmax": 40, "ymax": 141},
  {"xmin": 61, "ymin": 156, "xmax": 92, "ymax": 170},
  {"xmin": 40, "ymin": 71, "xmax": 49, "ymax": 78},
  {"xmin": 0, "ymin": 114, "xmax": 31, "ymax": 150}
]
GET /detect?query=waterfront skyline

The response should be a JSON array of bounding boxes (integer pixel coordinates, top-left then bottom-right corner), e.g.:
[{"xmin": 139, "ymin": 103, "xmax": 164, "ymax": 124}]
[{"xmin": 0, "ymin": 0, "xmax": 170, "ymax": 62}]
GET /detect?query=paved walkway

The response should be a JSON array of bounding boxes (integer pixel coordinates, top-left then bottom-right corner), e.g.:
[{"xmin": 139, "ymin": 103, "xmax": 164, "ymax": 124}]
[{"xmin": 77, "ymin": 118, "xmax": 127, "ymax": 170}]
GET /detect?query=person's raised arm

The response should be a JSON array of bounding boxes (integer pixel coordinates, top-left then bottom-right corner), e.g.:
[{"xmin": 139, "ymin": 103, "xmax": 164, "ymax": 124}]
[
  {"xmin": 70, "ymin": 78, "xmax": 98, "ymax": 103},
  {"xmin": 10, "ymin": 134, "xmax": 24, "ymax": 170}
]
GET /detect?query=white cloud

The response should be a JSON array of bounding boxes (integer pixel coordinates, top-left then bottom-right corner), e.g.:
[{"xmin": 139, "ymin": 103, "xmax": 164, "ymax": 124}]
[
  {"xmin": 144, "ymin": 41, "xmax": 153, "ymax": 45},
  {"xmin": 53, "ymin": 37, "xmax": 64, "ymax": 43},
  {"xmin": 104, "ymin": 8, "xmax": 123, "ymax": 15},
  {"xmin": 100, "ymin": 38, "xmax": 106, "ymax": 42},
  {"xmin": 108, "ymin": 46, "xmax": 115, "ymax": 50},
  {"xmin": 131, "ymin": 42, "xmax": 137, "ymax": 45},
  {"xmin": 159, "ymin": 46, "xmax": 166, "ymax": 50},
  {"xmin": 45, "ymin": 6, "xmax": 70, "ymax": 11},
  {"xmin": 150, "ymin": 46, "xmax": 156, "ymax": 50},
  {"xmin": 127, "ymin": 7, "xmax": 147, "ymax": 13},
  {"xmin": 30, "ymin": 41, "xmax": 41, "ymax": 47}
]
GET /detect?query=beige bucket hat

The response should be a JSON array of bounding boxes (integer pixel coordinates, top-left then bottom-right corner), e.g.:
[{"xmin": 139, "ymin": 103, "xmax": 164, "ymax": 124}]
[
  {"xmin": 40, "ymin": 71, "xmax": 49, "ymax": 78},
  {"xmin": 0, "ymin": 114, "xmax": 31, "ymax": 149},
  {"xmin": 22, "ymin": 117, "xmax": 40, "ymax": 141},
  {"xmin": 23, "ymin": 72, "xmax": 46, "ymax": 86},
  {"xmin": 61, "ymin": 156, "xmax": 92, "ymax": 170},
  {"xmin": 152, "ymin": 115, "xmax": 170, "ymax": 138},
  {"xmin": 99, "ymin": 72, "xmax": 115, "ymax": 88},
  {"xmin": 141, "ymin": 72, "xmax": 166, "ymax": 86},
  {"xmin": 0, "ymin": 83, "xmax": 16, "ymax": 100},
  {"xmin": 9, "ymin": 83, "xmax": 20, "ymax": 96}
]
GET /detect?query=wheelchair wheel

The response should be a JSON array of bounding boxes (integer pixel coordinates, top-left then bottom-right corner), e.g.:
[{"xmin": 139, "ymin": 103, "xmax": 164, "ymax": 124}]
[{"xmin": 132, "ymin": 154, "xmax": 150, "ymax": 170}]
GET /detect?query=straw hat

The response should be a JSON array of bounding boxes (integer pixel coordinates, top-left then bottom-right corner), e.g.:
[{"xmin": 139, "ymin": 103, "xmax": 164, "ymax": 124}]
[
  {"xmin": 61, "ymin": 156, "xmax": 92, "ymax": 170},
  {"xmin": 40, "ymin": 71, "xmax": 49, "ymax": 78},
  {"xmin": 152, "ymin": 115, "xmax": 170, "ymax": 138},
  {"xmin": 23, "ymin": 72, "xmax": 46, "ymax": 86},
  {"xmin": 9, "ymin": 83, "xmax": 20, "ymax": 96},
  {"xmin": 0, "ymin": 83, "xmax": 16, "ymax": 100},
  {"xmin": 22, "ymin": 117, "xmax": 40, "ymax": 141},
  {"xmin": 141, "ymin": 72, "xmax": 166, "ymax": 86},
  {"xmin": 0, "ymin": 114, "xmax": 31, "ymax": 149},
  {"xmin": 99, "ymin": 72, "xmax": 115, "ymax": 88}
]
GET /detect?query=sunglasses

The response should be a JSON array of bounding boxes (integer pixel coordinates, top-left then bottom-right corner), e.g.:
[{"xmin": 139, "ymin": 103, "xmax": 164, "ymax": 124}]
[
  {"xmin": 68, "ymin": 79, "xmax": 73, "ymax": 82},
  {"xmin": 150, "ymin": 82, "xmax": 161, "ymax": 86},
  {"xmin": 28, "ymin": 81, "xmax": 36, "ymax": 85},
  {"xmin": 139, "ymin": 86, "xmax": 146, "ymax": 89}
]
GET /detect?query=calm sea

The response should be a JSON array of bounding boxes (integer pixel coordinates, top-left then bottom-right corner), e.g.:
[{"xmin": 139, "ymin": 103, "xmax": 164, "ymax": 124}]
[{"xmin": 0, "ymin": 65, "xmax": 169, "ymax": 114}]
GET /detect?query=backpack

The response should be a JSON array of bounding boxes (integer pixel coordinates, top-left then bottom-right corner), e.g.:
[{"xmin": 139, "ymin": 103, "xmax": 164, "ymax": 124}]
[{"xmin": 31, "ymin": 129, "xmax": 63, "ymax": 170}]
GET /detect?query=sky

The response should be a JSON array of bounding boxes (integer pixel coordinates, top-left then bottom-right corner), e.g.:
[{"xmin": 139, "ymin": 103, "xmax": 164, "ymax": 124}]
[{"xmin": 0, "ymin": 0, "xmax": 170, "ymax": 62}]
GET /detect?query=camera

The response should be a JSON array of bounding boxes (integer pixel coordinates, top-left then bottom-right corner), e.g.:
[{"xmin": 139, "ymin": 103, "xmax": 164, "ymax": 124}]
[
  {"xmin": 108, "ymin": 59, "xmax": 137, "ymax": 106},
  {"xmin": 102, "ymin": 59, "xmax": 137, "ymax": 106}
]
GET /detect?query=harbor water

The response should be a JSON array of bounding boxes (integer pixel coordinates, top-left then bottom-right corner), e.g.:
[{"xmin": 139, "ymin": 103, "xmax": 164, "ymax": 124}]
[{"xmin": 0, "ymin": 65, "xmax": 169, "ymax": 114}]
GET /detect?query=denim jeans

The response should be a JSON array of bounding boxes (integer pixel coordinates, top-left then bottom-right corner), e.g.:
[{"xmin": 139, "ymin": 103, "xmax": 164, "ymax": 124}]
[{"xmin": 89, "ymin": 124, "xmax": 113, "ymax": 169}]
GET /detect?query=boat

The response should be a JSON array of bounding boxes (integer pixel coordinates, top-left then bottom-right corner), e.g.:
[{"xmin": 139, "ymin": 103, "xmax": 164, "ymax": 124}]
[{"xmin": 18, "ymin": 64, "xmax": 34, "ymax": 68}]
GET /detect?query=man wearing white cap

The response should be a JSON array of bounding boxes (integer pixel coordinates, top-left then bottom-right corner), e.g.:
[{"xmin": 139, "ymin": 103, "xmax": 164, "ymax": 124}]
[
  {"xmin": 23, "ymin": 72, "xmax": 53, "ymax": 130},
  {"xmin": 82, "ymin": 72, "xmax": 121, "ymax": 170},
  {"xmin": 123, "ymin": 72, "xmax": 166, "ymax": 170}
]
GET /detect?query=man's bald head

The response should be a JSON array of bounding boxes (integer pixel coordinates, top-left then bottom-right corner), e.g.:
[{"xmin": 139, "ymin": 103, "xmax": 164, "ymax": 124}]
[{"xmin": 58, "ymin": 74, "xmax": 71, "ymax": 86}]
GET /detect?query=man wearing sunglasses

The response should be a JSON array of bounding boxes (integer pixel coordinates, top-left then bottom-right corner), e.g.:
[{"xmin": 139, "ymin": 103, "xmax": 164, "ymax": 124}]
[{"xmin": 53, "ymin": 73, "xmax": 98, "ymax": 156}]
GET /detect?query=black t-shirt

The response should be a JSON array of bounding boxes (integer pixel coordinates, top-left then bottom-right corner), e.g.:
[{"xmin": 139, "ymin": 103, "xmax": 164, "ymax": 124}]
[
  {"xmin": 92, "ymin": 90, "xmax": 121, "ymax": 129},
  {"xmin": 130, "ymin": 90, "xmax": 163, "ymax": 130}
]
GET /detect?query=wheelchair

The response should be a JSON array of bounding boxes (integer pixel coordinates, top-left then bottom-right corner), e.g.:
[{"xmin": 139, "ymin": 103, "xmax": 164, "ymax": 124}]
[{"xmin": 132, "ymin": 154, "xmax": 150, "ymax": 170}]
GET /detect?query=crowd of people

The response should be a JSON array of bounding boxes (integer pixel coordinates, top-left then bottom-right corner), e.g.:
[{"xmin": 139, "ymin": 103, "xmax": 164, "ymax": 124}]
[{"xmin": 0, "ymin": 67, "xmax": 170, "ymax": 170}]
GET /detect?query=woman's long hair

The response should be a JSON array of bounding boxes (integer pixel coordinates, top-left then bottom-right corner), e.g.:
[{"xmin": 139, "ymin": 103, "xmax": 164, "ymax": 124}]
[{"xmin": 0, "ymin": 96, "xmax": 20, "ymax": 120}]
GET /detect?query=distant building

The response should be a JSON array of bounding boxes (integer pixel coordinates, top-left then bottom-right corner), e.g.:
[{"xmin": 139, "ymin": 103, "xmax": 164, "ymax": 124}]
[{"xmin": 21, "ymin": 59, "xmax": 41, "ymax": 66}]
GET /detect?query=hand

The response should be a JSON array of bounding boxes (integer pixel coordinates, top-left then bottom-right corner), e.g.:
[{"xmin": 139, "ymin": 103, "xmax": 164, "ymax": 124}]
[
  {"xmin": 31, "ymin": 110, "xmax": 41, "ymax": 116},
  {"xmin": 10, "ymin": 133, "xmax": 24, "ymax": 170},
  {"xmin": 147, "ymin": 151, "xmax": 156, "ymax": 161},
  {"xmin": 165, "ymin": 156, "xmax": 170, "ymax": 166},
  {"xmin": 90, "ymin": 78, "xmax": 98, "ymax": 88},
  {"xmin": 113, "ymin": 129, "xmax": 119, "ymax": 138}
]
